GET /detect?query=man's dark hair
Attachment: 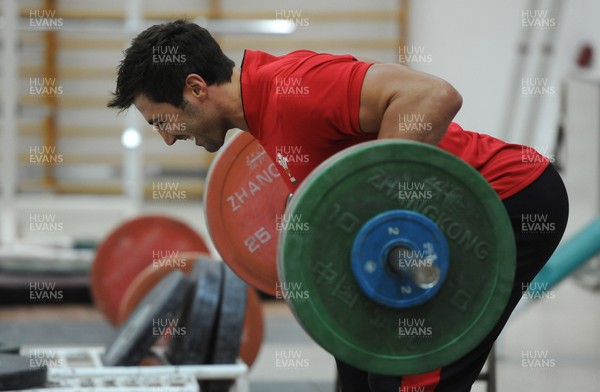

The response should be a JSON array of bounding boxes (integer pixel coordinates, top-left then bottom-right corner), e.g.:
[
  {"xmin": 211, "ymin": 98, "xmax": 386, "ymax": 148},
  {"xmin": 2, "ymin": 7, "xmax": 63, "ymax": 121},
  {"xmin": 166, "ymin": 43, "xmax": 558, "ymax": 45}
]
[{"xmin": 108, "ymin": 20, "xmax": 235, "ymax": 110}]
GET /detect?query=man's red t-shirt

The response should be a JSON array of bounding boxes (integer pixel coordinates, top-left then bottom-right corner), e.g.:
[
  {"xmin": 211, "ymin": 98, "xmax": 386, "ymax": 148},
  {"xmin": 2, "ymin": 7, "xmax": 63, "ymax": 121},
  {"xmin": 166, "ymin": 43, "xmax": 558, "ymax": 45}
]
[{"xmin": 240, "ymin": 49, "xmax": 549, "ymax": 200}]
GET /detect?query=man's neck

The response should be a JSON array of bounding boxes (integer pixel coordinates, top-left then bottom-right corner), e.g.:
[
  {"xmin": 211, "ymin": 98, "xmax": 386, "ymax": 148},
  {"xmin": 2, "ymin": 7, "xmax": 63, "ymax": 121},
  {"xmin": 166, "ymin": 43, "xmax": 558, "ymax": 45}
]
[{"xmin": 220, "ymin": 67, "xmax": 248, "ymax": 131}]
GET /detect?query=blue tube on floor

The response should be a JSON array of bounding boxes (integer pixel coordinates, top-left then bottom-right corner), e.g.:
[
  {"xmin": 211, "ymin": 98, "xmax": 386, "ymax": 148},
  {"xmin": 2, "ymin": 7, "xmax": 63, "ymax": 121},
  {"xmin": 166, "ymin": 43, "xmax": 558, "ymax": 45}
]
[{"xmin": 527, "ymin": 218, "xmax": 600, "ymax": 296}]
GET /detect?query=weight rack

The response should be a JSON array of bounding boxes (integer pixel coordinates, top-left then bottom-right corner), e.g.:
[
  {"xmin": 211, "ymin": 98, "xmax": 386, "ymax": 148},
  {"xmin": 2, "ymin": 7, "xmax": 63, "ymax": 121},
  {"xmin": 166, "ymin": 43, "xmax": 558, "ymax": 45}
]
[{"xmin": 19, "ymin": 346, "xmax": 250, "ymax": 392}]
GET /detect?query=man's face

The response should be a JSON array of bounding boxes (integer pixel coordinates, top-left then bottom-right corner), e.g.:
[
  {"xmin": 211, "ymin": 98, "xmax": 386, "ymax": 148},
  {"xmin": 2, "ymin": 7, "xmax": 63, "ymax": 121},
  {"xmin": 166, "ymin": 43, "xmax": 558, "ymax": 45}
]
[{"xmin": 134, "ymin": 94, "xmax": 227, "ymax": 153}]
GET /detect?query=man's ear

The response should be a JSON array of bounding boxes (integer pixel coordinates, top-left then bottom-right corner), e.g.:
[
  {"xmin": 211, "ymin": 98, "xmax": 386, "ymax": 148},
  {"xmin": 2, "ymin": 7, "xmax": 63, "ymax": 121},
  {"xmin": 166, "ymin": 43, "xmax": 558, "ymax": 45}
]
[{"xmin": 183, "ymin": 74, "xmax": 208, "ymax": 101}]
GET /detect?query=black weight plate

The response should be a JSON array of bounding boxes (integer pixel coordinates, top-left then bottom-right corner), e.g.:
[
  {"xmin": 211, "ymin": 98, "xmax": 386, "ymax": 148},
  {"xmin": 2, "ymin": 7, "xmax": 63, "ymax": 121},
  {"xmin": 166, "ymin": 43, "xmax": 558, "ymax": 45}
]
[
  {"xmin": 0, "ymin": 354, "xmax": 47, "ymax": 391},
  {"xmin": 204, "ymin": 263, "xmax": 248, "ymax": 392},
  {"xmin": 0, "ymin": 343, "xmax": 19, "ymax": 355},
  {"xmin": 211, "ymin": 263, "xmax": 248, "ymax": 364},
  {"xmin": 103, "ymin": 269, "xmax": 192, "ymax": 366},
  {"xmin": 167, "ymin": 257, "xmax": 223, "ymax": 364}
]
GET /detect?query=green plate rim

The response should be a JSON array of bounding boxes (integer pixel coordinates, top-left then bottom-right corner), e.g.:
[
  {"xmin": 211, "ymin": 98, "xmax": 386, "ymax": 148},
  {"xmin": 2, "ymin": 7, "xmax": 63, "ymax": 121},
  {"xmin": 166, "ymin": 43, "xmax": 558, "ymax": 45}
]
[{"xmin": 277, "ymin": 139, "xmax": 516, "ymax": 375}]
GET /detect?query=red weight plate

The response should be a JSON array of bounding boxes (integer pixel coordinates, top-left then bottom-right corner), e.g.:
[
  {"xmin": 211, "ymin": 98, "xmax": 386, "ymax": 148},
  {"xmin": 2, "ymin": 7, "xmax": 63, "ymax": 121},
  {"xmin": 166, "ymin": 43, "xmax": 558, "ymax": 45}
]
[
  {"xmin": 116, "ymin": 252, "xmax": 208, "ymax": 326},
  {"xmin": 91, "ymin": 215, "xmax": 209, "ymax": 325},
  {"xmin": 239, "ymin": 287, "xmax": 264, "ymax": 367},
  {"xmin": 139, "ymin": 353, "xmax": 164, "ymax": 366},
  {"xmin": 205, "ymin": 131, "xmax": 289, "ymax": 295}
]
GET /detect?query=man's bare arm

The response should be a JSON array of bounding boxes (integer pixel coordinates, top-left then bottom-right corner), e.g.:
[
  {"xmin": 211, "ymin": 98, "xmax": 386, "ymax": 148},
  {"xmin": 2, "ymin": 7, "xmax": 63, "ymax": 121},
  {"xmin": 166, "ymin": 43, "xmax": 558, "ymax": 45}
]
[{"xmin": 359, "ymin": 63, "xmax": 462, "ymax": 145}]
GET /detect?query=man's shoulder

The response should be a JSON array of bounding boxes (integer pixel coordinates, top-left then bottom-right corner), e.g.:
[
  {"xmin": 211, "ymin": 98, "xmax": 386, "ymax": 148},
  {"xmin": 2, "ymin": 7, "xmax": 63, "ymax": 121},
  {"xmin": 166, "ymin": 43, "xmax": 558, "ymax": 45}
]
[{"xmin": 244, "ymin": 49, "xmax": 317, "ymax": 66}]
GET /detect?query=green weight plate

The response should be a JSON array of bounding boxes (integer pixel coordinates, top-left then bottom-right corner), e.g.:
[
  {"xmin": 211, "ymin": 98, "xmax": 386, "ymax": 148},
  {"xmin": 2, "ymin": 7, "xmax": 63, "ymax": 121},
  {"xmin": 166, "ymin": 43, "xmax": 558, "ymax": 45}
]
[{"xmin": 277, "ymin": 140, "xmax": 515, "ymax": 375}]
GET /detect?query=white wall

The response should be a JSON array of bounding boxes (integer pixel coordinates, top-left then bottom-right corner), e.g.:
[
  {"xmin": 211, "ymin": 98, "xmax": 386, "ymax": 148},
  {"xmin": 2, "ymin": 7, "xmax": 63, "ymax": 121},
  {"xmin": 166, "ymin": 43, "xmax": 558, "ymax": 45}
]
[
  {"xmin": 3, "ymin": 0, "xmax": 403, "ymax": 245},
  {"xmin": 4, "ymin": 0, "xmax": 600, "ymax": 245},
  {"xmin": 409, "ymin": 0, "xmax": 599, "ymax": 150}
]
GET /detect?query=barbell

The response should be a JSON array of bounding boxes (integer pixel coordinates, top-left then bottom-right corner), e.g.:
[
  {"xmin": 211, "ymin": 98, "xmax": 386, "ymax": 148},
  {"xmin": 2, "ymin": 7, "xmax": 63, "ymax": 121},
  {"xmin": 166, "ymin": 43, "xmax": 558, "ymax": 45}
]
[{"xmin": 205, "ymin": 131, "xmax": 515, "ymax": 375}]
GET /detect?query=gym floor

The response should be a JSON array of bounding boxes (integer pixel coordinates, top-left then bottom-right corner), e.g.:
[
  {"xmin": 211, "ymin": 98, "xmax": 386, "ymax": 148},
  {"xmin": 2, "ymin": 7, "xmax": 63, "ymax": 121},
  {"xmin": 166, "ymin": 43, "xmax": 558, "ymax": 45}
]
[{"xmin": 1, "ymin": 277, "xmax": 598, "ymax": 391}]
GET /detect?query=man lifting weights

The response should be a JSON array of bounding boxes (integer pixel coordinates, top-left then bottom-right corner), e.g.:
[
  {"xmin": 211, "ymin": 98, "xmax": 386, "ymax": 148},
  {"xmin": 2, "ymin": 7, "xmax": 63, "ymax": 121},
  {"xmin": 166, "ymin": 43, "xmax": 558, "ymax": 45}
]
[{"xmin": 108, "ymin": 20, "xmax": 568, "ymax": 392}]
